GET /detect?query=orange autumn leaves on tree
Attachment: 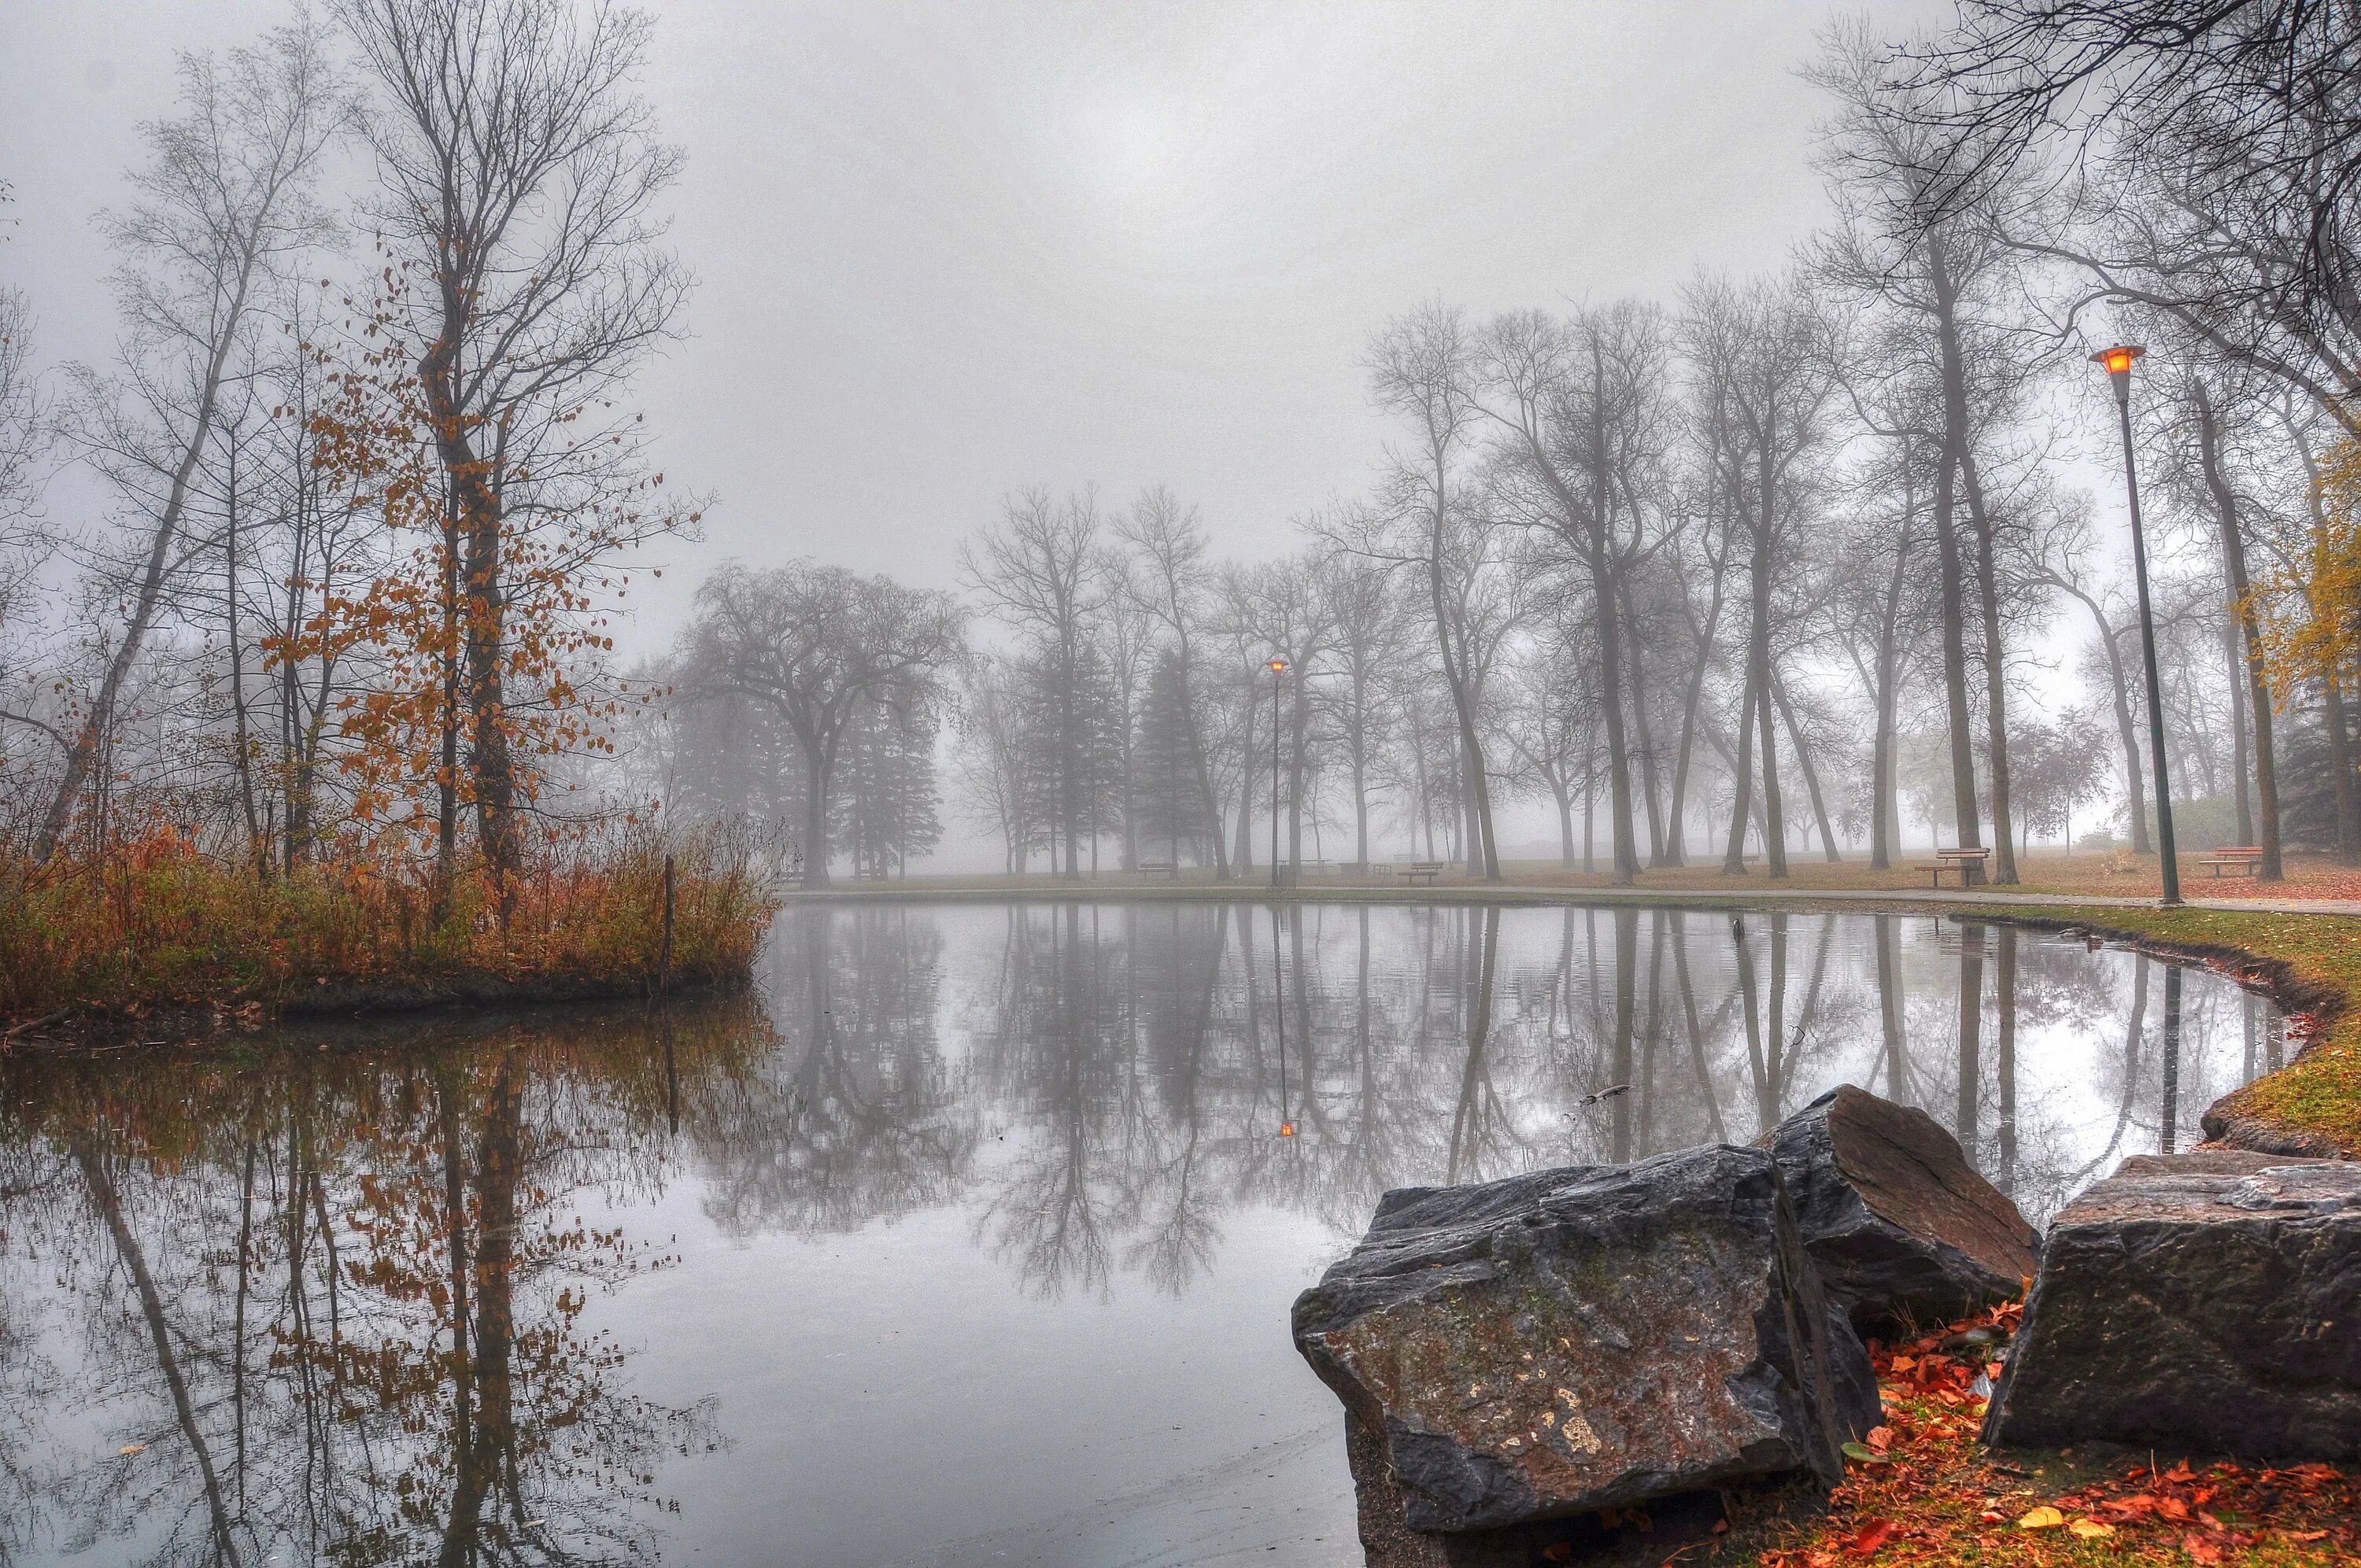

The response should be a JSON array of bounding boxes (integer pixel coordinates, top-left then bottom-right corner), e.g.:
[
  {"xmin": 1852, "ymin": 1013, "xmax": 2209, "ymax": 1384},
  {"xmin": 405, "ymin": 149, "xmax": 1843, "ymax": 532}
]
[
  {"xmin": 2256, "ymin": 430, "xmax": 2361, "ymax": 707},
  {"xmin": 265, "ymin": 267, "xmax": 689, "ymax": 859}
]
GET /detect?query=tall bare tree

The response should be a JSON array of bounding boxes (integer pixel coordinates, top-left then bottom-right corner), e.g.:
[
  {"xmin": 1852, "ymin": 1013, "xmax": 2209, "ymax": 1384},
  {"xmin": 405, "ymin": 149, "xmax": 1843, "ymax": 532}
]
[
  {"xmin": 1363, "ymin": 304, "xmax": 1502, "ymax": 880},
  {"xmin": 962, "ymin": 486, "xmax": 1112, "ymax": 878},
  {"xmin": 32, "ymin": 21, "xmax": 340, "ymax": 863}
]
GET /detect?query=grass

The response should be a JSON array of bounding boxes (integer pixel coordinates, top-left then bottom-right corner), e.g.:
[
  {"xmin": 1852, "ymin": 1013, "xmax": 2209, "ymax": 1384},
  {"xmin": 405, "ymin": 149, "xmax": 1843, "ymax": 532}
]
[{"xmin": 0, "ymin": 822, "xmax": 779, "ymax": 1033}]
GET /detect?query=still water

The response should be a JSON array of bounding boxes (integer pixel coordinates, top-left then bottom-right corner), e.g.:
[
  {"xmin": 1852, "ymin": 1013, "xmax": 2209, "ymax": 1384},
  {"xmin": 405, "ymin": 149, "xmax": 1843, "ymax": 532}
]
[{"xmin": 0, "ymin": 902, "xmax": 2285, "ymax": 1567}]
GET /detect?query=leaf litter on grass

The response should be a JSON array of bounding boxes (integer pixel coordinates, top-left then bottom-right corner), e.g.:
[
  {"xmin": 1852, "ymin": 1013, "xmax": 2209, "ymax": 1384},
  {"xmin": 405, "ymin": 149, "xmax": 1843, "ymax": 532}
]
[{"xmin": 1750, "ymin": 1303, "xmax": 2359, "ymax": 1567}]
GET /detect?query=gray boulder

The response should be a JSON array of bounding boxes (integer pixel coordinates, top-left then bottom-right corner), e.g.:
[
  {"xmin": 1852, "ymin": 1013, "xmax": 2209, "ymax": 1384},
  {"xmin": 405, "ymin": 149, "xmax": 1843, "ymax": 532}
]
[
  {"xmin": 1292, "ymin": 1145, "xmax": 1875, "ymax": 1538},
  {"xmin": 1982, "ymin": 1151, "xmax": 2361, "ymax": 1459},
  {"xmin": 1759, "ymin": 1085, "xmax": 2039, "ymax": 1329}
]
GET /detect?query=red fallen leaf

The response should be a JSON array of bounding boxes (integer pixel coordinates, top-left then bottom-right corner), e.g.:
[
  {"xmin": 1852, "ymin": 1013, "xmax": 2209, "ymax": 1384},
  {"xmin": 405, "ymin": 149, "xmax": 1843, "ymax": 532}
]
[
  {"xmin": 2282, "ymin": 1529, "xmax": 2329, "ymax": 1542},
  {"xmin": 2165, "ymin": 1460, "xmax": 2199, "ymax": 1484},
  {"xmin": 1848, "ymin": 1518, "xmax": 1897, "ymax": 1556},
  {"xmin": 2182, "ymin": 1533, "xmax": 2224, "ymax": 1565}
]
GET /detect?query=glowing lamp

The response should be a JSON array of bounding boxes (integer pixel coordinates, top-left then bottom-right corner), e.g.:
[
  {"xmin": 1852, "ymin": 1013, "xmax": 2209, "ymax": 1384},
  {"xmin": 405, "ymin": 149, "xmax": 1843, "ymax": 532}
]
[
  {"xmin": 2089, "ymin": 344, "xmax": 2145, "ymax": 405},
  {"xmin": 1278, "ymin": 1120, "xmax": 1297, "ymax": 1138},
  {"xmin": 1267, "ymin": 658, "xmax": 1288, "ymax": 674}
]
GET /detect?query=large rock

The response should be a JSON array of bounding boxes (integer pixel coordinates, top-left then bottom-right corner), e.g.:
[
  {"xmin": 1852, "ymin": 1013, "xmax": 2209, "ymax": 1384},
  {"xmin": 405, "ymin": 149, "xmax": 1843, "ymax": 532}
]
[
  {"xmin": 1982, "ymin": 1151, "xmax": 2361, "ymax": 1459},
  {"xmin": 1292, "ymin": 1145, "xmax": 1875, "ymax": 1538},
  {"xmin": 1759, "ymin": 1085, "xmax": 2038, "ymax": 1329}
]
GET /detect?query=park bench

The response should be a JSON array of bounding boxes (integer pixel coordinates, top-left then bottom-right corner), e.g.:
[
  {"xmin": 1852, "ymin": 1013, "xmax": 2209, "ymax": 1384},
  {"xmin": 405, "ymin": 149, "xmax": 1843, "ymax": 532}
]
[
  {"xmin": 1915, "ymin": 847, "xmax": 1990, "ymax": 887},
  {"xmin": 1402, "ymin": 861, "xmax": 1446, "ymax": 886},
  {"xmin": 1132, "ymin": 861, "xmax": 1178, "ymax": 877},
  {"xmin": 2202, "ymin": 846, "xmax": 2266, "ymax": 878}
]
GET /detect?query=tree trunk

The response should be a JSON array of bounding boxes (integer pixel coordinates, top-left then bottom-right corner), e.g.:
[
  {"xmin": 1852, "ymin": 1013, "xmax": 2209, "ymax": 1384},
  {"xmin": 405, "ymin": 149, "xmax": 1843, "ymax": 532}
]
[
  {"xmin": 224, "ymin": 435, "xmax": 266, "ymax": 876},
  {"xmin": 2193, "ymin": 382, "xmax": 2283, "ymax": 878},
  {"xmin": 1773, "ymin": 673, "xmax": 1840, "ymax": 861},
  {"xmin": 1620, "ymin": 575, "xmax": 1669, "ymax": 866},
  {"xmin": 2328, "ymin": 671, "xmax": 2359, "ymax": 865},
  {"xmin": 1959, "ymin": 448, "xmax": 2019, "ymax": 884},
  {"xmin": 1868, "ymin": 465, "xmax": 1914, "ymax": 869},
  {"xmin": 1926, "ymin": 240, "xmax": 1986, "ymax": 882},
  {"xmin": 419, "ymin": 330, "xmax": 523, "ymax": 897},
  {"xmin": 801, "ymin": 739, "xmax": 833, "ymax": 887},
  {"xmin": 1723, "ymin": 680, "xmax": 1757, "ymax": 875},
  {"xmin": 1668, "ymin": 527, "xmax": 1735, "ymax": 869}
]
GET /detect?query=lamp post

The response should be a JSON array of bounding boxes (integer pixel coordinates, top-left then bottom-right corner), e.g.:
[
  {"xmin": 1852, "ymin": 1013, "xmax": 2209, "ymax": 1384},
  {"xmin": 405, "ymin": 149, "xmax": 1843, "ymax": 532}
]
[
  {"xmin": 1266, "ymin": 658, "xmax": 1288, "ymax": 890},
  {"xmin": 2092, "ymin": 343, "xmax": 2182, "ymax": 906}
]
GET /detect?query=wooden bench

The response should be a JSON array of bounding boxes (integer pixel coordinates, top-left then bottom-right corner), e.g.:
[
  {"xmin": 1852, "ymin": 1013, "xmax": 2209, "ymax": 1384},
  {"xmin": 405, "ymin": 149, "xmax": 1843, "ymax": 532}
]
[
  {"xmin": 1131, "ymin": 861, "xmax": 1178, "ymax": 877},
  {"xmin": 1914, "ymin": 847, "xmax": 1990, "ymax": 887},
  {"xmin": 2202, "ymin": 846, "xmax": 2266, "ymax": 878},
  {"xmin": 1402, "ymin": 861, "xmax": 1446, "ymax": 886}
]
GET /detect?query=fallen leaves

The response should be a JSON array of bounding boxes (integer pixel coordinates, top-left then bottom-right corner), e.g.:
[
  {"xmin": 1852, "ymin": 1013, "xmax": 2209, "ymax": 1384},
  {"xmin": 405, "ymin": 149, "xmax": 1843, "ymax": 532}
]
[
  {"xmin": 1846, "ymin": 1518, "xmax": 1896, "ymax": 1557},
  {"xmin": 1749, "ymin": 1301, "xmax": 2360, "ymax": 1566}
]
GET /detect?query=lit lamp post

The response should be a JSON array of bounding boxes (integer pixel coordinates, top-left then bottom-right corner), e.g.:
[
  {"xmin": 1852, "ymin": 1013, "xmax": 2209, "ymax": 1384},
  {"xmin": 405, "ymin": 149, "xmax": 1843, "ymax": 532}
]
[
  {"xmin": 2092, "ymin": 343, "xmax": 2182, "ymax": 906},
  {"xmin": 1266, "ymin": 657, "xmax": 1288, "ymax": 890}
]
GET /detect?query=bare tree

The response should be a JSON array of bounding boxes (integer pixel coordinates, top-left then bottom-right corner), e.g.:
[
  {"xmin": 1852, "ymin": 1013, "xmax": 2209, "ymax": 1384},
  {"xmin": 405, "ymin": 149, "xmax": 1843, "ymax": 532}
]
[
  {"xmin": 1911, "ymin": 1, "xmax": 2361, "ymax": 429},
  {"xmin": 962, "ymin": 486, "xmax": 1113, "ymax": 878},
  {"xmin": 678, "ymin": 561, "xmax": 963, "ymax": 887},
  {"xmin": 1476, "ymin": 301, "xmax": 1679, "ymax": 885},
  {"xmin": 32, "ymin": 20, "xmax": 341, "ymax": 863},
  {"xmin": 1363, "ymin": 304, "xmax": 1503, "ymax": 880},
  {"xmin": 1115, "ymin": 485, "xmax": 1232, "ymax": 876},
  {"xmin": 1682, "ymin": 273, "xmax": 1842, "ymax": 879}
]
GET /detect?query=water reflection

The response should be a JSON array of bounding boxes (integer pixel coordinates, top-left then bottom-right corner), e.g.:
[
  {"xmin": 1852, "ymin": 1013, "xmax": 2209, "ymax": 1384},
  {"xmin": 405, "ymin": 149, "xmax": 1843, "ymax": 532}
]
[{"xmin": 0, "ymin": 904, "xmax": 2280, "ymax": 1566}]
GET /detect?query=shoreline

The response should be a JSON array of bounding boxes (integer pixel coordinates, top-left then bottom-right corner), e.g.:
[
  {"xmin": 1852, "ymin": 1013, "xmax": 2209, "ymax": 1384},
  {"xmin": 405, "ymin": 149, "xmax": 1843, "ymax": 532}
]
[
  {"xmin": 789, "ymin": 880, "xmax": 2361, "ymax": 1160},
  {"xmin": 0, "ymin": 965, "xmax": 749, "ymax": 1053},
  {"xmin": 15, "ymin": 879, "xmax": 2354, "ymax": 1160},
  {"xmin": 782, "ymin": 878, "xmax": 2361, "ymax": 917}
]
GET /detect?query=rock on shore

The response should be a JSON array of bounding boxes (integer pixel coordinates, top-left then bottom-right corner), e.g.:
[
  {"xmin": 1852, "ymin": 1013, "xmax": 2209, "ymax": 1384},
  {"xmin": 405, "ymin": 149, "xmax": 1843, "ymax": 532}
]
[
  {"xmin": 1758, "ymin": 1085, "xmax": 2038, "ymax": 1330},
  {"xmin": 1983, "ymin": 1150, "xmax": 2361, "ymax": 1459},
  {"xmin": 1291, "ymin": 1145, "xmax": 1875, "ymax": 1540}
]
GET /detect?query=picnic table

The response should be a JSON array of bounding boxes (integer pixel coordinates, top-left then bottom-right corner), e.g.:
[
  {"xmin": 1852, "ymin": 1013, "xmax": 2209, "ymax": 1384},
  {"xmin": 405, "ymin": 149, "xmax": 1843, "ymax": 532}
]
[
  {"xmin": 1915, "ymin": 847, "xmax": 1990, "ymax": 887},
  {"xmin": 2202, "ymin": 846, "xmax": 2266, "ymax": 878}
]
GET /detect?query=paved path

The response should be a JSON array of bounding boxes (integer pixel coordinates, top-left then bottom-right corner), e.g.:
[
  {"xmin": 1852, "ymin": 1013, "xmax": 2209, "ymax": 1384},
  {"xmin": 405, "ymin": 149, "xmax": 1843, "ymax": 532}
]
[{"xmin": 786, "ymin": 881, "xmax": 2361, "ymax": 917}]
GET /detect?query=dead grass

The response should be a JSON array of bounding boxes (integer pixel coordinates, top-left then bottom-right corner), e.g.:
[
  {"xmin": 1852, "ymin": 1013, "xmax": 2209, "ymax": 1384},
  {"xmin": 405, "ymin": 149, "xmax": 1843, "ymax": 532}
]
[{"xmin": 0, "ymin": 822, "xmax": 778, "ymax": 1030}]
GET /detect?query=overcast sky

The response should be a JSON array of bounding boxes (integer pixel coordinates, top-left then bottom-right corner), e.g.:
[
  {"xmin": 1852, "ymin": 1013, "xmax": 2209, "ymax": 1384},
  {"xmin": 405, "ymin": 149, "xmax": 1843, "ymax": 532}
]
[{"xmin": 2, "ymin": 0, "xmax": 1948, "ymax": 658}]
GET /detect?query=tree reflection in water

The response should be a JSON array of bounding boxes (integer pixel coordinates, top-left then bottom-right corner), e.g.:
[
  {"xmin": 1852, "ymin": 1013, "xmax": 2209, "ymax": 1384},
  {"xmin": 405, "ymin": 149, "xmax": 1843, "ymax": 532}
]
[
  {"xmin": 0, "ymin": 1002, "xmax": 759, "ymax": 1566},
  {"xmin": 0, "ymin": 902, "xmax": 2281, "ymax": 1564}
]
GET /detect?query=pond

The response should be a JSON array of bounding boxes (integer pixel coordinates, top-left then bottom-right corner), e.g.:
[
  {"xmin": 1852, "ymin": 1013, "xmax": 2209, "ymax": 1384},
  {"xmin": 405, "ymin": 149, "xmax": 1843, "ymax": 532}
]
[{"xmin": 0, "ymin": 901, "xmax": 2286, "ymax": 1567}]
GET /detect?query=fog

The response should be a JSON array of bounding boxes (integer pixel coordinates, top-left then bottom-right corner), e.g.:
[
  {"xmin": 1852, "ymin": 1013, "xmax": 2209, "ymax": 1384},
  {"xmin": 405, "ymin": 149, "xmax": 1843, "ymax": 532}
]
[
  {"xmin": 4, "ymin": 0, "xmax": 1909, "ymax": 632},
  {"xmin": 0, "ymin": 0, "xmax": 2348, "ymax": 884}
]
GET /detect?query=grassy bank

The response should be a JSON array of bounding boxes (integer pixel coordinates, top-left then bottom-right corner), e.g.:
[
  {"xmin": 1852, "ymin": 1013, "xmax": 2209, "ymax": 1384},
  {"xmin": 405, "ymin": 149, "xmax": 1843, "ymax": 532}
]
[
  {"xmin": 0, "ymin": 825, "xmax": 779, "ymax": 1038},
  {"xmin": 1960, "ymin": 903, "xmax": 2360, "ymax": 1158}
]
